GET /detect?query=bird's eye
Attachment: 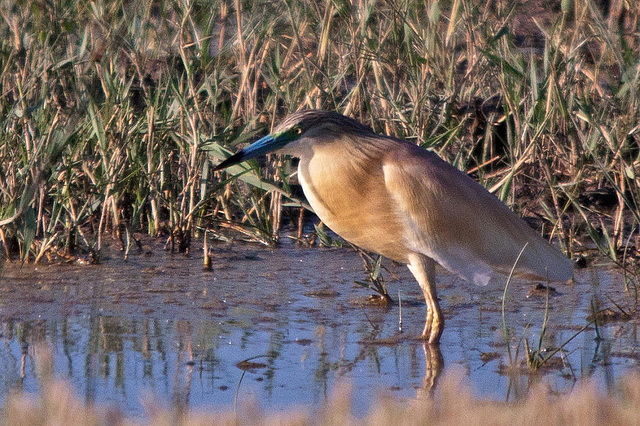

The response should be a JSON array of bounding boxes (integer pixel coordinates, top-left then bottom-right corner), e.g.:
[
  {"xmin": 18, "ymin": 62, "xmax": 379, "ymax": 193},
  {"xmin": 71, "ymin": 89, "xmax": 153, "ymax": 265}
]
[{"xmin": 294, "ymin": 126, "xmax": 302, "ymax": 135}]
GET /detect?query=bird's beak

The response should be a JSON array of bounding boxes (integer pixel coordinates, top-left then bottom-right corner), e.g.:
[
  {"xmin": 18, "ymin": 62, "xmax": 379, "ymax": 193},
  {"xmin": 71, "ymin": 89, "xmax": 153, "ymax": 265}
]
[{"xmin": 214, "ymin": 133, "xmax": 289, "ymax": 171}]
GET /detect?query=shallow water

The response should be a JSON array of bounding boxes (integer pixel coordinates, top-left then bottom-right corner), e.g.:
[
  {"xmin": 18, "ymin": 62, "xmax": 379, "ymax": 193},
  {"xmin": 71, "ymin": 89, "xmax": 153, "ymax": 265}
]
[{"xmin": 0, "ymin": 236, "xmax": 638, "ymax": 418}]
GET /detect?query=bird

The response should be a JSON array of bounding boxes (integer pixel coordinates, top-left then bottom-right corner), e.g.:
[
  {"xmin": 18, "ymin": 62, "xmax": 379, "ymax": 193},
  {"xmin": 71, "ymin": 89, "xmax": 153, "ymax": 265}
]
[{"xmin": 214, "ymin": 110, "xmax": 573, "ymax": 344}]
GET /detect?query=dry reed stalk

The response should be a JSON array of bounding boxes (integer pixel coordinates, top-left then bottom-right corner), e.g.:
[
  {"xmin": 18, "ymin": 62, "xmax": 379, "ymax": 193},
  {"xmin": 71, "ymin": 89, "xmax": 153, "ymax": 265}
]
[{"xmin": 4, "ymin": 370, "xmax": 640, "ymax": 425}]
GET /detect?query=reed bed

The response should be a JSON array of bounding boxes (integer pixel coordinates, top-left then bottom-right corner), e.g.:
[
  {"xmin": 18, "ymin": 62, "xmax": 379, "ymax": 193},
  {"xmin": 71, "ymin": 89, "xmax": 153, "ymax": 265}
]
[
  {"xmin": 0, "ymin": 0, "xmax": 638, "ymax": 265},
  {"xmin": 3, "ymin": 370, "xmax": 640, "ymax": 425}
]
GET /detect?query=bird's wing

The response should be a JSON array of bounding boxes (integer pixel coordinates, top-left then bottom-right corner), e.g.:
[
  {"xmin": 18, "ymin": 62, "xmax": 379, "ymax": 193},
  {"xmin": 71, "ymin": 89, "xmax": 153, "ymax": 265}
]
[{"xmin": 383, "ymin": 143, "xmax": 572, "ymax": 285}]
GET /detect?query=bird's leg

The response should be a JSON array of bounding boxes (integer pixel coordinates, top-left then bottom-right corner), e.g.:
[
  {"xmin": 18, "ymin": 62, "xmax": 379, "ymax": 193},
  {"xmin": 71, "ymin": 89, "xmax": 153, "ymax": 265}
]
[{"xmin": 407, "ymin": 253, "xmax": 443, "ymax": 344}]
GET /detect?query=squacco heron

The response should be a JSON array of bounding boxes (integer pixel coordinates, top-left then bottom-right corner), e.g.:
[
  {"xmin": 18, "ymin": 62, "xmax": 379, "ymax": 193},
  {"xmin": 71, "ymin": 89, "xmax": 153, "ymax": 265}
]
[{"xmin": 214, "ymin": 110, "xmax": 573, "ymax": 344}]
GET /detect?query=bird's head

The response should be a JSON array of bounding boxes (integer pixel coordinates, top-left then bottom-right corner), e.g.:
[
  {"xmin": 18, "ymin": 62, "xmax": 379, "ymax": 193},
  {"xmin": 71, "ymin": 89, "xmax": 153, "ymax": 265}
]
[{"xmin": 213, "ymin": 110, "xmax": 373, "ymax": 171}]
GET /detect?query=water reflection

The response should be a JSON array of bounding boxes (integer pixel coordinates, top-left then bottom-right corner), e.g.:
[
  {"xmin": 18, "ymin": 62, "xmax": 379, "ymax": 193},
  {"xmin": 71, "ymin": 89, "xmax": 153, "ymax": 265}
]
[
  {"xmin": 1, "ymin": 317, "xmax": 442, "ymax": 417},
  {"xmin": 0, "ymin": 240, "xmax": 638, "ymax": 417}
]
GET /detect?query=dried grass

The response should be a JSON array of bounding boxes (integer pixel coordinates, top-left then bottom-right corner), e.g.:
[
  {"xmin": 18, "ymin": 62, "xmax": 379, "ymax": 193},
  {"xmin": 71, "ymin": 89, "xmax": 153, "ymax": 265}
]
[{"xmin": 4, "ymin": 370, "xmax": 640, "ymax": 425}]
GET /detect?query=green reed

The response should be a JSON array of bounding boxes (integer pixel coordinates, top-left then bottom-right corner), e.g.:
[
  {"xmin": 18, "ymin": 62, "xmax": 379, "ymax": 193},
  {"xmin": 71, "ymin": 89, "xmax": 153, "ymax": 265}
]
[{"xmin": 0, "ymin": 0, "xmax": 637, "ymax": 266}]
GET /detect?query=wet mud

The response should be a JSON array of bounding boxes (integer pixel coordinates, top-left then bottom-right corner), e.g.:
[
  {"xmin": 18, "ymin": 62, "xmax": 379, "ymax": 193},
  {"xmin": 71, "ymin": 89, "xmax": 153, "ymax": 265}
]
[{"xmin": 0, "ymin": 237, "xmax": 637, "ymax": 418}]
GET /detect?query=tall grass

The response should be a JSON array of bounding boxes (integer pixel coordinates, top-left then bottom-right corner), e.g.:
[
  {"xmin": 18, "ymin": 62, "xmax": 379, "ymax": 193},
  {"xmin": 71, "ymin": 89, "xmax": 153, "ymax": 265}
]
[{"xmin": 0, "ymin": 0, "xmax": 638, "ymax": 264}]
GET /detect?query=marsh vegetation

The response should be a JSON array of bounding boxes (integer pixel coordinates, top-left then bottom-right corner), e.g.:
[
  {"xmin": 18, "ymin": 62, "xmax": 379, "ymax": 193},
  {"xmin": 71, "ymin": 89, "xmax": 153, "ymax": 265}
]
[{"xmin": 0, "ymin": 0, "xmax": 638, "ymax": 263}]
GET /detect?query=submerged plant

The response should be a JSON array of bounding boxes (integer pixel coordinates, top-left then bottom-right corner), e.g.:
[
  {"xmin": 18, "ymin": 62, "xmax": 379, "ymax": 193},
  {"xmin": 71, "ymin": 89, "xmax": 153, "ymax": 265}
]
[{"xmin": 354, "ymin": 251, "xmax": 392, "ymax": 303}]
